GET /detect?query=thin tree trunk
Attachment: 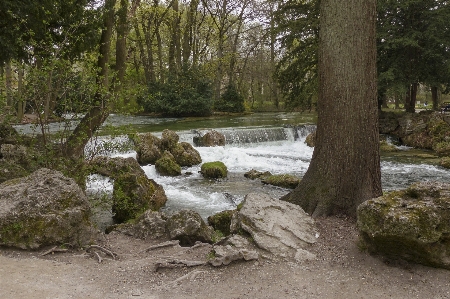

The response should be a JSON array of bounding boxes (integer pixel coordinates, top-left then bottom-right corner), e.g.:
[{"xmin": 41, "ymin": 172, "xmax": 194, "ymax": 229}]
[
  {"xmin": 114, "ymin": 0, "xmax": 129, "ymax": 94},
  {"xmin": 17, "ymin": 63, "xmax": 25, "ymax": 122},
  {"xmin": 64, "ymin": 0, "xmax": 117, "ymax": 158},
  {"xmin": 5, "ymin": 61, "xmax": 13, "ymax": 108},
  {"xmin": 431, "ymin": 86, "xmax": 439, "ymax": 111},
  {"xmin": 281, "ymin": 0, "xmax": 382, "ymax": 218}
]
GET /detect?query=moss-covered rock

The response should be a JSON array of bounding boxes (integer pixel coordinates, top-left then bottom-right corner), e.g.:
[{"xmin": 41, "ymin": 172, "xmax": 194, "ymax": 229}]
[
  {"xmin": 166, "ymin": 209, "xmax": 214, "ymax": 245},
  {"xmin": 112, "ymin": 173, "xmax": 167, "ymax": 223},
  {"xmin": 155, "ymin": 151, "xmax": 182, "ymax": 176},
  {"xmin": 207, "ymin": 210, "xmax": 236, "ymax": 236},
  {"xmin": 88, "ymin": 156, "xmax": 145, "ymax": 179},
  {"xmin": 0, "ymin": 168, "xmax": 97, "ymax": 249},
  {"xmin": 379, "ymin": 140, "xmax": 398, "ymax": 152},
  {"xmin": 160, "ymin": 129, "xmax": 180, "ymax": 151},
  {"xmin": 193, "ymin": 130, "xmax": 226, "ymax": 147},
  {"xmin": 170, "ymin": 142, "xmax": 202, "ymax": 167},
  {"xmin": 200, "ymin": 161, "xmax": 227, "ymax": 179},
  {"xmin": 357, "ymin": 181, "xmax": 450, "ymax": 269},
  {"xmin": 131, "ymin": 133, "xmax": 162, "ymax": 165},
  {"xmin": 244, "ymin": 169, "xmax": 272, "ymax": 180},
  {"xmin": 261, "ymin": 174, "xmax": 301, "ymax": 189},
  {"xmin": 440, "ymin": 157, "xmax": 450, "ymax": 169}
]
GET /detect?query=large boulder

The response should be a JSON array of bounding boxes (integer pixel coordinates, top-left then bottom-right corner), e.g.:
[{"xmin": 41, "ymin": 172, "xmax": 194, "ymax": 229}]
[
  {"xmin": 0, "ymin": 168, "xmax": 97, "ymax": 249},
  {"xmin": 207, "ymin": 210, "xmax": 236, "ymax": 236},
  {"xmin": 193, "ymin": 130, "xmax": 226, "ymax": 147},
  {"xmin": 231, "ymin": 193, "xmax": 318, "ymax": 261},
  {"xmin": 132, "ymin": 133, "xmax": 162, "ymax": 165},
  {"xmin": 112, "ymin": 173, "xmax": 167, "ymax": 223},
  {"xmin": 89, "ymin": 156, "xmax": 145, "ymax": 179},
  {"xmin": 166, "ymin": 209, "xmax": 214, "ymax": 246},
  {"xmin": 114, "ymin": 210, "xmax": 169, "ymax": 240},
  {"xmin": 357, "ymin": 182, "xmax": 450, "ymax": 269},
  {"xmin": 160, "ymin": 129, "xmax": 179, "ymax": 151},
  {"xmin": 170, "ymin": 142, "xmax": 202, "ymax": 167}
]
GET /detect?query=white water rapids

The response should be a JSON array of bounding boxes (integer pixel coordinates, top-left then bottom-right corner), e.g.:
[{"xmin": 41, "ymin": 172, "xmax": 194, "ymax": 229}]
[{"xmin": 86, "ymin": 127, "xmax": 450, "ymax": 223}]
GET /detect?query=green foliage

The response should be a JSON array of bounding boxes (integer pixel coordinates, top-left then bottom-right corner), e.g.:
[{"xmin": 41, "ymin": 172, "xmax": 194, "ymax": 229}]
[
  {"xmin": 214, "ymin": 84, "xmax": 245, "ymax": 113},
  {"xmin": 274, "ymin": 0, "xmax": 320, "ymax": 111},
  {"xmin": 138, "ymin": 68, "xmax": 213, "ymax": 117},
  {"xmin": 377, "ymin": 0, "xmax": 450, "ymax": 95}
]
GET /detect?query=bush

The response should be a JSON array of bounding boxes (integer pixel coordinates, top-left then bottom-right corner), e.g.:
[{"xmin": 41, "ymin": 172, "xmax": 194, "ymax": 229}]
[
  {"xmin": 214, "ymin": 84, "xmax": 245, "ymax": 113},
  {"xmin": 138, "ymin": 68, "xmax": 213, "ymax": 117}
]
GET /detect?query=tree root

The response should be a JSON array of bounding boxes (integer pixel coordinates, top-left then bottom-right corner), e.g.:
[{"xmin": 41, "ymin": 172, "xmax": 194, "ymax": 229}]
[
  {"xmin": 40, "ymin": 246, "xmax": 68, "ymax": 256},
  {"xmin": 142, "ymin": 240, "xmax": 180, "ymax": 252},
  {"xmin": 85, "ymin": 245, "xmax": 117, "ymax": 260},
  {"xmin": 154, "ymin": 259, "xmax": 207, "ymax": 271}
]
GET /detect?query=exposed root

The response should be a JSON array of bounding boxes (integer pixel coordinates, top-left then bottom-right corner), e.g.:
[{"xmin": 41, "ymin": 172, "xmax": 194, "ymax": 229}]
[
  {"xmin": 154, "ymin": 259, "xmax": 207, "ymax": 271},
  {"xmin": 143, "ymin": 240, "xmax": 180, "ymax": 252},
  {"xmin": 40, "ymin": 246, "xmax": 69, "ymax": 256},
  {"xmin": 85, "ymin": 245, "xmax": 117, "ymax": 260}
]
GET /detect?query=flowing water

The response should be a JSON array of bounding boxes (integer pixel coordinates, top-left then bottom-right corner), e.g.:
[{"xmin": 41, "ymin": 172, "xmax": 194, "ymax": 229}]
[{"xmin": 14, "ymin": 112, "xmax": 450, "ymax": 227}]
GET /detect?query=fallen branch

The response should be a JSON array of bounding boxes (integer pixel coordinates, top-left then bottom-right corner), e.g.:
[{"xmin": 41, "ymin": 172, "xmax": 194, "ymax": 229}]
[
  {"xmin": 85, "ymin": 245, "xmax": 117, "ymax": 260},
  {"xmin": 154, "ymin": 259, "xmax": 207, "ymax": 271},
  {"xmin": 40, "ymin": 246, "xmax": 68, "ymax": 256},
  {"xmin": 143, "ymin": 240, "xmax": 180, "ymax": 252}
]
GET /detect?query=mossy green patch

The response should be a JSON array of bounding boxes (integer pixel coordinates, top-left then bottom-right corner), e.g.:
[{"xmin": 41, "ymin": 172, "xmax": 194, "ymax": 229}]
[
  {"xmin": 200, "ymin": 161, "xmax": 227, "ymax": 179},
  {"xmin": 262, "ymin": 174, "xmax": 301, "ymax": 189}
]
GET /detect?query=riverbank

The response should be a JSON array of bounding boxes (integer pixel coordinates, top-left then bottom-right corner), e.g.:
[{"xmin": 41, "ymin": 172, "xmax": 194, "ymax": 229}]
[{"xmin": 1, "ymin": 216, "xmax": 448, "ymax": 299}]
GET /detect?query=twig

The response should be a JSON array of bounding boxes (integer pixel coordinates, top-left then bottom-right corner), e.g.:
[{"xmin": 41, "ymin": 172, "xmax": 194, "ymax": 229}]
[
  {"xmin": 143, "ymin": 240, "xmax": 180, "ymax": 252},
  {"xmin": 85, "ymin": 245, "xmax": 117, "ymax": 260},
  {"xmin": 154, "ymin": 259, "xmax": 207, "ymax": 271},
  {"xmin": 93, "ymin": 251, "xmax": 103, "ymax": 263},
  {"xmin": 40, "ymin": 246, "xmax": 69, "ymax": 256}
]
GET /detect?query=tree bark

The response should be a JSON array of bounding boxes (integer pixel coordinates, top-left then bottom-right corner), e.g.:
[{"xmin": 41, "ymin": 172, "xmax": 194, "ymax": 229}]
[
  {"xmin": 431, "ymin": 86, "xmax": 439, "ymax": 111},
  {"xmin": 281, "ymin": 0, "xmax": 382, "ymax": 218},
  {"xmin": 114, "ymin": 0, "xmax": 129, "ymax": 93},
  {"xmin": 64, "ymin": 0, "xmax": 117, "ymax": 158},
  {"xmin": 5, "ymin": 60, "xmax": 13, "ymax": 108}
]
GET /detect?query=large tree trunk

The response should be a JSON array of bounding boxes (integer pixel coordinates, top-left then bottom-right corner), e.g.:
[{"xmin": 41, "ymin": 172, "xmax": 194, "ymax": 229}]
[
  {"xmin": 281, "ymin": 0, "xmax": 382, "ymax": 218},
  {"xmin": 64, "ymin": 0, "xmax": 117, "ymax": 158},
  {"xmin": 114, "ymin": 0, "xmax": 129, "ymax": 93},
  {"xmin": 5, "ymin": 60, "xmax": 13, "ymax": 108}
]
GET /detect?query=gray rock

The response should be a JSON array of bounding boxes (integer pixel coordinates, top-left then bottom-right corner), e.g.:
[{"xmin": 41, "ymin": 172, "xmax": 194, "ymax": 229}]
[
  {"xmin": 155, "ymin": 151, "xmax": 182, "ymax": 176},
  {"xmin": 89, "ymin": 156, "xmax": 145, "ymax": 179},
  {"xmin": 357, "ymin": 181, "xmax": 450, "ymax": 269},
  {"xmin": 166, "ymin": 209, "xmax": 214, "ymax": 246},
  {"xmin": 115, "ymin": 210, "xmax": 168, "ymax": 240},
  {"xmin": 209, "ymin": 244, "xmax": 258, "ymax": 267},
  {"xmin": 193, "ymin": 130, "xmax": 225, "ymax": 147},
  {"xmin": 0, "ymin": 168, "xmax": 97, "ymax": 249},
  {"xmin": 160, "ymin": 129, "xmax": 180, "ymax": 151},
  {"xmin": 112, "ymin": 173, "xmax": 167, "ymax": 223},
  {"xmin": 231, "ymin": 193, "xmax": 318, "ymax": 261},
  {"xmin": 132, "ymin": 133, "xmax": 162, "ymax": 165},
  {"xmin": 170, "ymin": 142, "xmax": 202, "ymax": 167}
]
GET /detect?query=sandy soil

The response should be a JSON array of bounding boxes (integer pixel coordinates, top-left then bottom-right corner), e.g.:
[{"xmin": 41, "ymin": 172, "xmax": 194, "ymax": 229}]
[{"xmin": 1, "ymin": 216, "xmax": 449, "ymax": 299}]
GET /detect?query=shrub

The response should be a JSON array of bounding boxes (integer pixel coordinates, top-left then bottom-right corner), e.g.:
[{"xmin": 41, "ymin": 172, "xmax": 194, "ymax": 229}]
[
  {"xmin": 214, "ymin": 84, "xmax": 245, "ymax": 113},
  {"xmin": 138, "ymin": 68, "xmax": 213, "ymax": 117}
]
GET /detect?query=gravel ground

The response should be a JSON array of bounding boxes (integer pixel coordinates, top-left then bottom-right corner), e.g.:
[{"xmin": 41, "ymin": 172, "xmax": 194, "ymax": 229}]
[{"xmin": 1, "ymin": 216, "xmax": 449, "ymax": 299}]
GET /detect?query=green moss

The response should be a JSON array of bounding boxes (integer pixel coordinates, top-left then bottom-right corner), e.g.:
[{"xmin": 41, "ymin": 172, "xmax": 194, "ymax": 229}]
[
  {"xmin": 207, "ymin": 210, "xmax": 235, "ymax": 236},
  {"xmin": 439, "ymin": 157, "xmax": 450, "ymax": 169},
  {"xmin": 211, "ymin": 230, "xmax": 225, "ymax": 243},
  {"xmin": 200, "ymin": 161, "xmax": 227, "ymax": 179},
  {"xmin": 262, "ymin": 174, "xmax": 301, "ymax": 189},
  {"xmin": 155, "ymin": 152, "xmax": 181, "ymax": 176},
  {"xmin": 379, "ymin": 140, "xmax": 398, "ymax": 152}
]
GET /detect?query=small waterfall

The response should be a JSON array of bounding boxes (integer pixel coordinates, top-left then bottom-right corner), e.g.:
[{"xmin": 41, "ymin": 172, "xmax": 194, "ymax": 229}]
[
  {"xmin": 220, "ymin": 127, "xmax": 293, "ymax": 144},
  {"xmin": 293, "ymin": 124, "xmax": 316, "ymax": 140}
]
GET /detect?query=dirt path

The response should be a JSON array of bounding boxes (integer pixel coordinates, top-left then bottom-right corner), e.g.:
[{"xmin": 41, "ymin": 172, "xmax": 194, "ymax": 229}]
[{"xmin": 1, "ymin": 217, "xmax": 449, "ymax": 299}]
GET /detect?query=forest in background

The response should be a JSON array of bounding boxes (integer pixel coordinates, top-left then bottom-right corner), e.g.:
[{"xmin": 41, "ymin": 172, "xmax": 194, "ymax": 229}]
[{"xmin": 0, "ymin": 0, "xmax": 449, "ymax": 122}]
